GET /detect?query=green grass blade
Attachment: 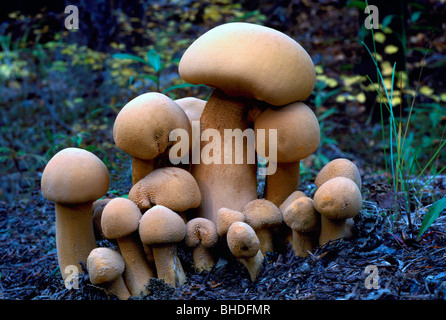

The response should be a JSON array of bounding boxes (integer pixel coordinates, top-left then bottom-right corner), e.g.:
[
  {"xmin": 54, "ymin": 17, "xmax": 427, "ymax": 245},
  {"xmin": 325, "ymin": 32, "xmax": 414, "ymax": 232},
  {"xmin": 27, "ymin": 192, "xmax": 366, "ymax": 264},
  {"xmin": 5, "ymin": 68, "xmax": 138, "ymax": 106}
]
[{"xmin": 416, "ymin": 197, "xmax": 446, "ymax": 240}]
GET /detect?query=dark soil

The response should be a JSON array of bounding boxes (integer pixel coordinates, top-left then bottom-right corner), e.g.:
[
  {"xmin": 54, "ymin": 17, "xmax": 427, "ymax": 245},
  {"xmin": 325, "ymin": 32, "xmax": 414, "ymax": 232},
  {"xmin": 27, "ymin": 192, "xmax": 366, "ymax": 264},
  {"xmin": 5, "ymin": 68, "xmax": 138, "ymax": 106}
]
[{"xmin": 1, "ymin": 173, "xmax": 446, "ymax": 301}]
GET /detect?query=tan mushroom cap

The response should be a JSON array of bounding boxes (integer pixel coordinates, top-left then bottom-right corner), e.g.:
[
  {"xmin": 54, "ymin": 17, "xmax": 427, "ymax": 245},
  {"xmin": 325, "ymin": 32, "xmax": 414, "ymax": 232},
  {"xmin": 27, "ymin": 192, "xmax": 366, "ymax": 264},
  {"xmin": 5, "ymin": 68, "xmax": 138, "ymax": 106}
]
[
  {"xmin": 174, "ymin": 97, "xmax": 206, "ymax": 124},
  {"xmin": 101, "ymin": 198, "xmax": 142, "ymax": 239},
  {"xmin": 227, "ymin": 222, "xmax": 260, "ymax": 258},
  {"xmin": 87, "ymin": 247, "xmax": 125, "ymax": 285},
  {"xmin": 242, "ymin": 199, "xmax": 282, "ymax": 230},
  {"xmin": 283, "ymin": 197, "xmax": 319, "ymax": 233},
  {"xmin": 113, "ymin": 92, "xmax": 191, "ymax": 161},
  {"xmin": 139, "ymin": 205, "xmax": 186, "ymax": 245},
  {"xmin": 255, "ymin": 102, "xmax": 320, "ymax": 163},
  {"xmin": 313, "ymin": 177, "xmax": 362, "ymax": 221},
  {"xmin": 179, "ymin": 22, "xmax": 315, "ymax": 106},
  {"xmin": 185, "ymin": 218, "xmax": 218, "ymax": 248},
  {"xmin": 279, "ymin": 191, "xmax": 306, "ymax": 213},
  {"xmin": 216, "ymin": 207, "xmax": 245, "ymax": 236},
  {"xmin": 41, "ymin": 147, "xmax": 110, "ymax": 205},
  {"xmin": 315, "ymin": 158, "xmax": 362, "ymax": 189},
  {"xmin": 129, "ymin": 167, "xmax": 201, "ymax": 212}
]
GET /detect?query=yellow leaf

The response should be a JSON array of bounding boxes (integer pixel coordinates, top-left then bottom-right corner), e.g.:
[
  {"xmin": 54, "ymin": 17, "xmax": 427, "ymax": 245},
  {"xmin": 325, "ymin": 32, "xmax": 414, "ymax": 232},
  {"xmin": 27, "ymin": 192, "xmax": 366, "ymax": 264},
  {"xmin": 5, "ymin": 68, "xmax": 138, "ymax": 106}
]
[
  {"xmin": 384, "ymin": 45, "xmax": 399, "ymax": 54},
  {"xmin": 381, "ymin": 61, "xmax": 393, "ymax": 76},
  {"xmin": 440, "ymin": 93, "xmax": 446, "ymax": 102},
  {"xmin": 374, "ymin": 32, "xmax": 386, "ymax": 43},
  {"xmin": 315, "ymin": 65, "xmax": 324, "ymax": 75},
  {"xmin": 420, "ymin": 85, "xmax": 434, "ymax": 96},
  {"xmin": 336, "ymin": 95, "xmax": 346, "ymax": 103},
  {"xmin": 356, "ymin": 92, "xmax": 366, "ymax": 103}
]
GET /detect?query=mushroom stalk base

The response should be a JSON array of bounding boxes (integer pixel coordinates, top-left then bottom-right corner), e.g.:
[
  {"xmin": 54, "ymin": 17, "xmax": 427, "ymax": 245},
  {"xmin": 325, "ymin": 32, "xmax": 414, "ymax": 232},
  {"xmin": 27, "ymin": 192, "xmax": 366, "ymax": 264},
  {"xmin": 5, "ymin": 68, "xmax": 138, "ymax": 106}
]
[
  {"xmin": 55, "ymin": 202, "xmax": 97, "ymax": 279},
  {"xmin": 291, "ymin": 231, "xmax": 313, "ymax": 257},
  {"xmin": 319, "ymin": 216, "xmax": 347, "ymax": 245},
  {"xmin": 103, "ymin": 276, "xmax": 131, "ymax": 300},
  {"xmin": 255, "ymin": 228, "xmax": 274, "ymax": 254},
  {"xmin": 192, "ymin": 245, "xmax": 215, "ymax": 272},
  {"xmin": 239, "ymin": 251, "xmax": 264, "ymax": 282},
  {"xmin": 264, "ymin": 161, "xmax": 300, "ymax": 206},
  {"xmin": 191, "ymin": 89, "xmax": 258, "ymax": 223},
  {"xmin": 132, "ymin": 157, "xmax": 154, "ymax": 185},
  {"xmin": 152, "ymin": 244, "xmax": 186, "ymax": 287},
  {"xmin": 118, "ymin": 233, "xmax": 155, "ymax": 296}
]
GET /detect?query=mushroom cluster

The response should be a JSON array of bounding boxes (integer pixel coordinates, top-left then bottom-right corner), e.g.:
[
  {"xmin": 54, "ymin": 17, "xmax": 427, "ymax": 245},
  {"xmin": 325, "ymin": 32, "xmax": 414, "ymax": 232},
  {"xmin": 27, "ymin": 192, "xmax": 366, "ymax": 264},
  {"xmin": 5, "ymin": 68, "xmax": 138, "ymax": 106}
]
[{"xmin": 41, "ymin": 22, "xmax": 363, "ymax": 299}]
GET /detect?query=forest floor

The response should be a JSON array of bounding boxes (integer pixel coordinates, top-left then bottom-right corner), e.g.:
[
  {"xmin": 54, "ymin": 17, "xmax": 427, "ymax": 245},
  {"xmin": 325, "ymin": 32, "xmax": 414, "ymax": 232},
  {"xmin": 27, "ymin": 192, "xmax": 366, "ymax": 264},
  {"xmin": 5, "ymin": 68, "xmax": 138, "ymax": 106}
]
[{"xmin": 1, "ymin": 0, "xmax": 445, "ymax": 301}]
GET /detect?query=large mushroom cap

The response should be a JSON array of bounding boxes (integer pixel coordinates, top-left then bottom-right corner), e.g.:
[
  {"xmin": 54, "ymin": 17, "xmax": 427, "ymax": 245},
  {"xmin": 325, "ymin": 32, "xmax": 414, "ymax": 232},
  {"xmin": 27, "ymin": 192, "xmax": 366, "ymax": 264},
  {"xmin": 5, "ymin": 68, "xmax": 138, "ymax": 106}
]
[
  {"xmin": 113, "ymin": 92, "xmax": 191, "ymax": 160},
  {"xmin": 129, "ymin": 167, "xmax": 201, "ymax": 212},
  {"xmin": 179, "ymin": 22, "xmax": 315, "ymax": 106},
  {"xmin": 315, "ymin": 158, "xmax": 362, "ymax": 189},
  {"xmin": 87, "ymin": 247, "xmax": 125, "ymax": 285},
  {"xmin": 227, "ymin": 221, "xmax": 260, "ymax": 258},
  {"xmin": 242, "ymin": 199, "xmax": 282, "ymax": 230},
  {"xmin": 41, "ymin": 147, "xmax": 109, "ymax": 204},
  {"xmin": 255, "ymin": 102, "xmax": 320, "ymax": 163},
  {"xmin": 139, "ymin": 205, "xmax": 186, "ymax": 245},
  {"xmin": 101, "ymin": 197, "xmax": 142, "ymax": 239},
  {"xmin": 314, "ymin": 177, "xmax": 362, "ymax": 221}
]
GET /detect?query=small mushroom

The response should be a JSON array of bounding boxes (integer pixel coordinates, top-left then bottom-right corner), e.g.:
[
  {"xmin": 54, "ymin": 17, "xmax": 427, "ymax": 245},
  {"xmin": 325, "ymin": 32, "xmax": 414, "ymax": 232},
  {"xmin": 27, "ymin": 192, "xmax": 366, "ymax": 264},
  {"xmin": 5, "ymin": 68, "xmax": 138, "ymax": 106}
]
[
  {"xmin": 92, "ymin": 198, "xmax": 112, "ymax": 239},
  {"xmin": 174, "ymin": 97, "xmax": 206, "ymax": 125},
  {"xmin": 113, "ymin": 92, "xmax": 191, "ymax": 185},
  {"xmin": 313, "ymin": 177, "xmax": 362, "ymax": 245},
  {"xmin": 216, "ymin": 207, "xmax": 245, "ymax": 237},
  {"xmin": 101, "ymin": 197, "xmax": 155, "ymax": 297},
  {"xmin": 315, "ymin": 158, "xmax": 362, "ymax": 189},
  {"xmin": 87, "ymin": 247, "xmax": 131, "ymax": 300},
  {"xmin": 41, "ymin": 147, "xmax": 109, "ymax": 280},
  {"xmin": 255, "ymin": 102, "xmax": 320, "ymax": 206},
  {"xmin": 242, "ymin": 199, "xmax": 282, "ymax": 254},
  {"xmin": 139, "ymin": 205, "xmax": 187, "ymax": 287},
  {"xmin": 227, "ymin": 221, "xmax": 264, "ymax": 281},
  {"xmin": 282, "ymin": 196, "xmax": 320, "ymax": 257},
  {"xmin": 185, "ymin": 218, "xmax": 218, "ymax": 272},
  {"xmin": 179, "ymin": 22, "xmax": 315, "ymax": 223},
  {"xmin": 279, "ymin": 191, "xmax": 306, "ymax": 213},
  {"xmin": 128, "ymin": 167, "xmax": 201, "ymax": 213}
]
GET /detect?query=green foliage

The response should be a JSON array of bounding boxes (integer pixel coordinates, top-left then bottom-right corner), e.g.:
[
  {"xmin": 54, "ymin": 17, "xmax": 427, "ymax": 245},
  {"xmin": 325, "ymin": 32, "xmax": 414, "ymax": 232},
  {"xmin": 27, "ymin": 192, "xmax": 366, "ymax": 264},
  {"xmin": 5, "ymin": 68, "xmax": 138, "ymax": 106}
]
[{"xmin": 417, "ymin": 197, "xmax": 446, "ymax": 240}]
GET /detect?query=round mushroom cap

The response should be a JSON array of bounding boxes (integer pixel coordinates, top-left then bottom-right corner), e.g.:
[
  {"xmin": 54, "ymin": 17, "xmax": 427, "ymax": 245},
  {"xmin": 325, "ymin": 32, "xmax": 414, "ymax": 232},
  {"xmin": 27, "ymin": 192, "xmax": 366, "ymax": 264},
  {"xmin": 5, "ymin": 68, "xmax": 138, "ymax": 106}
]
[
  {"xmin": 139, "ymin": 205, "xmax": 186, "ymax": 245},
  {"xmin": 255, "ymin": 102, "xmax": 320, "ymax": 163},
  {"xmin": 179, "ymin": 22, "xmax": 315, "ymax": 106},
  {"xmin": 242, "ymin": 199, "xmax": 282, "ymax": 230},
  {"xmin": 283, "ymin": 197, "xmax": 319, "ymax": 233},
  {"xmin": 41, "ymin": 148, "xmax": 110, "ymax": 204},
  {"xmin": 113, "ymin": 92, "xmax": 191, "ymax": 160},
  {"xmin": 185, "ymin": 218, "xmax": 218, "ymax": 248},
  {"xmin": 174, "ymin": 97, "xmax": 206, "ymax": 124},
  {"xmin": 101, "ymin": 197, "xmax": 142, "ymax": 239},
  {"xmin": 279, "ymin": 191, "xmax": 306, "ymax": 213},
  {"xmin": 129, "ymin": 167, "xmax": 201, "ymax": 212},
  {"xmin": 227, "ymin": 222, "xmax": 260, "ymax": 258},
  {"xmin": 87, "ymin": 247, "xmax": 125, "ymax": 285},
  {"xmin": 314, "ymin": 177, "xmax": 362, "ymax": 221},
  {"xmin": 315, "ymin": 158, "xmax": 362, "ymax": 189},
  {"xmin": 216, "ymin": 207, "xmax": 245, "ymax": 236}
]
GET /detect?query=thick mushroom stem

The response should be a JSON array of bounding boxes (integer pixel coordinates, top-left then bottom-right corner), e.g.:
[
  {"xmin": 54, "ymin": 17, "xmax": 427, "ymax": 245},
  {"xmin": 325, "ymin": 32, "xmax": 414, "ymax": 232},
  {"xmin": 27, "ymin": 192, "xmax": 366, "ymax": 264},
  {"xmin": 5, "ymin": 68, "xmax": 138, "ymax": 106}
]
[
  {"xmin": 151, "ymin": 244, "xmax": 186, "ymax": 288},
  {"xmin": 291, "ymin": 231, "xmax": 313, "ymax": 257},
  {"xmin": 319, "ymin": 217, "xmax": 348, "ymax": 245},
  {"xmin": 55, "ymin": 202, "xmax": 96, "ymax": 278},
  {"xmin": 239, "ymin": 251, "xmax": 264, "ymax": 282},
  {"xmin": 117, "ymin": 233, "xmax": 155, "ymax": 296},
  {"xmin": 264, "ymin": 161, "xmax": 300, "ymax": 206},
  {"xmin": 191, "ymin": 89, "xmax": 258, "ymax": 223},
  {"xmin": 131, "ymin": 157, "xmax": 154, "ymax": 185},
  {"xmin": 192, "ymin": 245, "xmax": 215, "ymax": 272}
]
